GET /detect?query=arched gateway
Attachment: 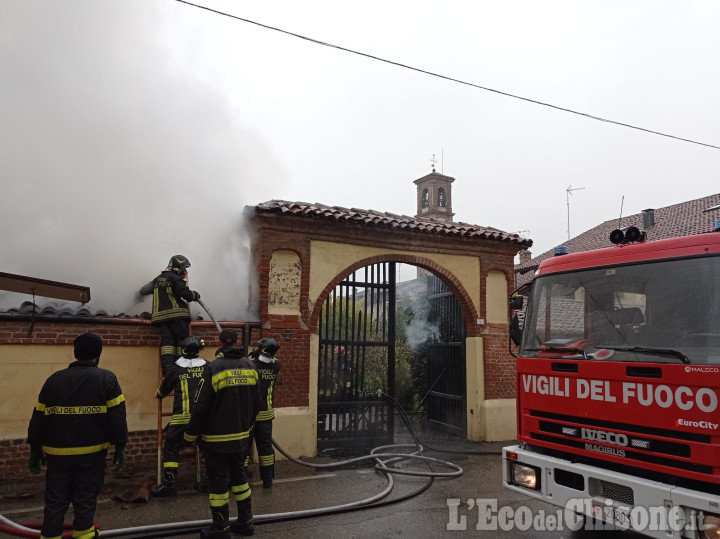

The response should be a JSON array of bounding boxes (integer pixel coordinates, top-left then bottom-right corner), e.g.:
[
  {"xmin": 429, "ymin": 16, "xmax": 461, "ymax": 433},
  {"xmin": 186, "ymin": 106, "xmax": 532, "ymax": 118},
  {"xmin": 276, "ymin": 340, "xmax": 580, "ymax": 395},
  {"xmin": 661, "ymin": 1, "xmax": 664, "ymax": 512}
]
[{"xmin": 245, "ymin": 200, "xmax": 531, "ymax": 457}]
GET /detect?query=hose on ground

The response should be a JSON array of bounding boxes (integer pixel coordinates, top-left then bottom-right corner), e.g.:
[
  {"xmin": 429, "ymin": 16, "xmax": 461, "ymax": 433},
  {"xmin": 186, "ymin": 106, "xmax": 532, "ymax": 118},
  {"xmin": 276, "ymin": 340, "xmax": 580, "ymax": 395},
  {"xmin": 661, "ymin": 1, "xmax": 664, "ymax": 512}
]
[{"xmin": 2, "ymin": 393, "xmax": 476, "ymax": 537}]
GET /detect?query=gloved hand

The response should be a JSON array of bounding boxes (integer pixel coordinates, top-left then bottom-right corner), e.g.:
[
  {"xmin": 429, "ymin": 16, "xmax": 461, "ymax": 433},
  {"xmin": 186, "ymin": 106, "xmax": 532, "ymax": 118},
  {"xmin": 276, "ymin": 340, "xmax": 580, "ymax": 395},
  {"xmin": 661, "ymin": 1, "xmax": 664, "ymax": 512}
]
[
  {"xmin": 192, "ymin": 291, "xmax": 201, "ymax": 301},
  {"xmin": 28, "ymin": 446, "xmax": 44, "ymax": 474},
  {"xmin": 113, "ymin": 445, "xmax": 126, "ymax": 469}
]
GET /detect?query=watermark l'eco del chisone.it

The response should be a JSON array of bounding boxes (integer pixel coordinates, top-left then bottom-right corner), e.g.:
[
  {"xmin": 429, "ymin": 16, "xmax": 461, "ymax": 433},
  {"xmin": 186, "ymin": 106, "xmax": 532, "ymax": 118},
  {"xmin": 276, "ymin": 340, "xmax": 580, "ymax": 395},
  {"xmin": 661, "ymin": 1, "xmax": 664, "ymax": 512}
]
[{"xmin": 446, "ymin": 498, "xmax": 705, "ymax": 533}]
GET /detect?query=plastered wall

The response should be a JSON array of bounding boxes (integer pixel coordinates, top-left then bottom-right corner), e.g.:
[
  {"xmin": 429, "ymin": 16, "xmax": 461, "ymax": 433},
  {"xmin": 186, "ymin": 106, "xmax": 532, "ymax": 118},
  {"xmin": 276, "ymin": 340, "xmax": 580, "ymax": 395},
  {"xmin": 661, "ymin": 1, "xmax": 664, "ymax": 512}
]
[
  {"xmin": 309, "ymin": 240, "xmax": 481, "ymax": 314},
  {"xmin": 0, "ymin": 344, "xmax": 220, "ymax": 441}
]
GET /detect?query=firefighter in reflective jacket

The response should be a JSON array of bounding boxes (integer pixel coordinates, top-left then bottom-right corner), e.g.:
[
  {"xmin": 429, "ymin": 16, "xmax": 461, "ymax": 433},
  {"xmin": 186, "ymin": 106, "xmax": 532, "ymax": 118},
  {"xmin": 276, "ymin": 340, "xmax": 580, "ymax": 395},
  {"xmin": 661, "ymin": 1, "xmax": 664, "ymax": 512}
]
[
  {"xmin": 27, "ymin": 333, "xmax": 128, "ymax": 539},
  {"xmin": 245, "ymin": 337, "xmax": 281, "ymax": 488},
  {"xmin": 139, "ymin": 255, "xmax": 200, "ymax": 376},
  {"xmin": 151, "ymin": 336, "xmax": 207, "ymax": 497},
  {"xmin": 185, "ymin": 343, "xmax": 261, "ymax": 538}
]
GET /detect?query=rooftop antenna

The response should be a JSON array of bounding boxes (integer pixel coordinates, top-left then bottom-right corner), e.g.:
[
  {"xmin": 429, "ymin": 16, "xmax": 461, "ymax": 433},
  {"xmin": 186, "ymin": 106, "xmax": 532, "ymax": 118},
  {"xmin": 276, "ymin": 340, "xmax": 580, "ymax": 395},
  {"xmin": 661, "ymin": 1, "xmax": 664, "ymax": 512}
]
[
  {"xmin": 618, "ymin": 195, "xmax": 625, "ymax": 228},
  {"xmin": 430, "ymin": 154, "xmax": 437, "ymax": 172},
  {"xmin": 566, "ymin": 185, "xmax": 585, "ymax": 240}
]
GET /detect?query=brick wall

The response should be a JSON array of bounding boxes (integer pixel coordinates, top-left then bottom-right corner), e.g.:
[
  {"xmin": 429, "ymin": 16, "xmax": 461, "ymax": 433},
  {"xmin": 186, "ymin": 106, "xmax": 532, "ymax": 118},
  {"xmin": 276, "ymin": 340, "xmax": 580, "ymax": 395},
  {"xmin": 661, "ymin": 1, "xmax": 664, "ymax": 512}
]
[
  {"xmin": 482, "ymin": 323, "xmax": 517, "ymax": 400},
  {"xmin": 261, "ymin": 315, "xmax": 312, "ymax": 408},
  {"xmin": 0, "ymin": 430, "xmax": 164, "ymax": 481}
]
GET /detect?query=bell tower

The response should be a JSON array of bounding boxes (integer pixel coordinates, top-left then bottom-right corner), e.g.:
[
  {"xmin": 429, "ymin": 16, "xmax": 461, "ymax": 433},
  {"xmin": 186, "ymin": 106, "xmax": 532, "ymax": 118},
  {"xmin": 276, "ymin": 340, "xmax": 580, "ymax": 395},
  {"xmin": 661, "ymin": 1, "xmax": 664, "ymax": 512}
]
[{"xmin": 413, "ymin": 161, "xmax": 455, "ymax": 222}]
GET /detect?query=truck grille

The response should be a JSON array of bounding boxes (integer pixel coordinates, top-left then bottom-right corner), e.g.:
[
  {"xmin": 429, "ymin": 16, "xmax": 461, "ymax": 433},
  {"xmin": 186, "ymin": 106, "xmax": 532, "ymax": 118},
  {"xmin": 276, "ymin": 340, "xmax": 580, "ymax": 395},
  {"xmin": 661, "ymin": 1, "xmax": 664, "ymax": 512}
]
[
  {"xmin": 599, "ymin": 480, "xmax": 634, "ymax": 506},
  {"xmin": 530, "ymin": 410, "xmax": 711, "ymax": 444},
  {"xmin": 529, "ymin": 410, "xmax": 713, "ymax": 476}
]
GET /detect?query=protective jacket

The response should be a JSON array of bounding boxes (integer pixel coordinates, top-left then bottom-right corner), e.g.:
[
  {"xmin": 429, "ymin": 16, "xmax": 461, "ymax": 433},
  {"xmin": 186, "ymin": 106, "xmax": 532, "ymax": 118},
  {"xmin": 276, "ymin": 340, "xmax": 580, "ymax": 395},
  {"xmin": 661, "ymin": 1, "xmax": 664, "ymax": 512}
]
[
  {"xmin": 157, "ymin": 356, "xmax": 208, "ymax": 426},
  {"xmin": 27, "ymin": 361, "xmax": 127, "ymax": 459},
  {"xmin": 185, "ymin": 347, "xmax": 261, "ymax": 453},
  {"xmin": 251, "ymin": 355, "xmax": 281, "ymax": 422},
  {"xmin": 141, "ymin": 270, "xmax": 198, "ymax": 324}
]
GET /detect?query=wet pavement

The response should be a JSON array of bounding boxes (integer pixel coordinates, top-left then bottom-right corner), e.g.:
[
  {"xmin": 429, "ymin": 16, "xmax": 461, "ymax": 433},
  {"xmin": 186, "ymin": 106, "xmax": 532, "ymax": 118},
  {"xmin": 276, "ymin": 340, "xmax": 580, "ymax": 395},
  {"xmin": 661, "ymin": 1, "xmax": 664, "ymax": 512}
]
[{"xmin": 0, "ymin": 421, "xmax": 634, "ymax": 538}]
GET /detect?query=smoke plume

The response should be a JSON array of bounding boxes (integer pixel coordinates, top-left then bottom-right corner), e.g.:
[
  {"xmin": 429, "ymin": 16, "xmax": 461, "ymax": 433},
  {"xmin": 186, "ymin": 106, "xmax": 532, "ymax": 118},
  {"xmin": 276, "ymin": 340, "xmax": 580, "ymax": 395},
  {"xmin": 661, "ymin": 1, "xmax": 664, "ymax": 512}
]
[{"xmin": 0, "ymin": 1, "xmax": 287, "ymax": 321}]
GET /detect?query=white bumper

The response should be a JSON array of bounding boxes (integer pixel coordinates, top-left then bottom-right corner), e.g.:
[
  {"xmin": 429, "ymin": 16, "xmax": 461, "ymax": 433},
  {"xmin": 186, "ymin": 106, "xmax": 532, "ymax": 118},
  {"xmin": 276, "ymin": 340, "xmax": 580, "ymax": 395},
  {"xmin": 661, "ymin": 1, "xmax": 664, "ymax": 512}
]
[{"xmin": 502, "ymin": 445, "xmax": 719, "ymax": 539}]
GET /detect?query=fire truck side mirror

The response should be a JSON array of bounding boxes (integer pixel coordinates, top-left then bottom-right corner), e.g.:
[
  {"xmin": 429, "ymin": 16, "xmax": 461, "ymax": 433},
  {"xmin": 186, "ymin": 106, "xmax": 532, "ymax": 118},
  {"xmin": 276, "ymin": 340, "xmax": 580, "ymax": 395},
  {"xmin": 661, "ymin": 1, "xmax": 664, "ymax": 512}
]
[
  {"xmin": 509, "ymin": 295, "xmax": 524, "ymax": 310},
  {"xmin": 510, "ymin": 313, "xmax": 522, "ymax": 347}
]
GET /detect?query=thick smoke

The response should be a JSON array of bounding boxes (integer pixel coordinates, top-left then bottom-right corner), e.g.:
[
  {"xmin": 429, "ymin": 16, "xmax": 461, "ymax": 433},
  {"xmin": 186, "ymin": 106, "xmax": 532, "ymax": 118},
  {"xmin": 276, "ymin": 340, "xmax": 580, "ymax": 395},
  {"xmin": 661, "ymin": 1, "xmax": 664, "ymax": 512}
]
[{"xmin": 0, "ymin": 2, "xmax": 287, "ymax": 321}]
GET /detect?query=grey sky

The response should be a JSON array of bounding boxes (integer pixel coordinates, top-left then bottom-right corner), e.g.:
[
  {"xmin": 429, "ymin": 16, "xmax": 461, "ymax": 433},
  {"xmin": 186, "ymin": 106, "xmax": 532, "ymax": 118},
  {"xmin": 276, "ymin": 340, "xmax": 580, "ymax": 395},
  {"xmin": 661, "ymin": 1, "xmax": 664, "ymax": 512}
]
[{"xmin": 1, "ymin": 1, "xmax": 718, "ymax": 319}]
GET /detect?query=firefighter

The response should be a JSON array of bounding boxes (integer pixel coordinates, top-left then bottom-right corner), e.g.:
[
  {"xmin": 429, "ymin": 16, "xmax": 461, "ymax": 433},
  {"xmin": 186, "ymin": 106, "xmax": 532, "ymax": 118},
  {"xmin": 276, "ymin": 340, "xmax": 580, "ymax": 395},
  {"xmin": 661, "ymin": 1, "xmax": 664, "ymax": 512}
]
[
  {"xmin": 246, "ymin": 337, "xmax": 281, "ymax": 488},
  {"xmin": 151, "ymin": 336, "xmax": 208, "ymax": 497},
  {"xmin": 27, "ymin": 333, "xmax": 128, "ymax": 539},
  {"xmin": 185, "ymin": 338, "xmax": 261, "ymax": 538},
  {"xmin": 139, "ymin": 255, "xmax": 200, "ymax": 376},
  {"xmin": 214, "ymin": 328, "xmax": 240, "ymax": 359}
]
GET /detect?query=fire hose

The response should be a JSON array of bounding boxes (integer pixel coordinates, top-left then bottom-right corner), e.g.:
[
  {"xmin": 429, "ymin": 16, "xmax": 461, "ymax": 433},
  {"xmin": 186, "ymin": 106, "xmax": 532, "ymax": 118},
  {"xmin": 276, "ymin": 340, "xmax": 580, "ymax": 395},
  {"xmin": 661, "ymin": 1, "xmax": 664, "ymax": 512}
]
[
  {"xmin": 196, "ymin": 297, "xmax": 222, "ymax": 334},
  {"xmin": 0, "ymin": 397, "xmax": 479, "ymax": 537}
]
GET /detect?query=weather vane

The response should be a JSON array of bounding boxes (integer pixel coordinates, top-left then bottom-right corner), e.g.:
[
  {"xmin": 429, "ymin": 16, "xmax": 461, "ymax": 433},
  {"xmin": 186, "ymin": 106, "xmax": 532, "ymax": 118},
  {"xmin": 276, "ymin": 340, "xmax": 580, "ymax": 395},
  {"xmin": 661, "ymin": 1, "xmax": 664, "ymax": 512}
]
[{"xmin": 430, "ymin": 154, "xmax": 437, "ymax": 172}]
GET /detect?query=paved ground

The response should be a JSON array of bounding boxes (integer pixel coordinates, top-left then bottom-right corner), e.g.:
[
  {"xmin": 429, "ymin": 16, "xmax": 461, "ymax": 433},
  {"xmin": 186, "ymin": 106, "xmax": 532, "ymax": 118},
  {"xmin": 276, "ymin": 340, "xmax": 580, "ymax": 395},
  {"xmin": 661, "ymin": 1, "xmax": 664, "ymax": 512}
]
[{"xmin": 0, "ymin": 422, "xmax": 634, "ymax": 538}]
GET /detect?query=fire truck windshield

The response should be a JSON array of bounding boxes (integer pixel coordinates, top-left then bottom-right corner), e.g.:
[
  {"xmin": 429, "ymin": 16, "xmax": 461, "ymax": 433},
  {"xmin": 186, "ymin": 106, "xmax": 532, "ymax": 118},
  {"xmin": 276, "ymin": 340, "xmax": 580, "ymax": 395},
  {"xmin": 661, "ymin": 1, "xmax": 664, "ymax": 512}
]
[{"xmin": 520, "ymin": 255, "xmax": 720, "ymax": 364}]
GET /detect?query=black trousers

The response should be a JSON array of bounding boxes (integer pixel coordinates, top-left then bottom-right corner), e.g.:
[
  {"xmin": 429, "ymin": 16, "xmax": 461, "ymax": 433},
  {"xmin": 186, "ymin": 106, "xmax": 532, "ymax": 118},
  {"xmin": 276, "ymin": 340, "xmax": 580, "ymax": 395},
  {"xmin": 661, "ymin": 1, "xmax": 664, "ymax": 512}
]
[
  {"xmin": 159, "ymin": 318, "xmax": 189, "ymax": 375},
  {"xmin": 248, "ymin": 420, "xmax": 275, "ymax": 480},
  {"xmin": 41, "ymin": 452, "xmax": 106, "ymax": 538},
  {"xmin": 204, "ymin": 447, "xmax": 250, "ymax": 525},
  {"xmin": 162, "ymin": 424, "xmax": 186, "ymax": 470}
]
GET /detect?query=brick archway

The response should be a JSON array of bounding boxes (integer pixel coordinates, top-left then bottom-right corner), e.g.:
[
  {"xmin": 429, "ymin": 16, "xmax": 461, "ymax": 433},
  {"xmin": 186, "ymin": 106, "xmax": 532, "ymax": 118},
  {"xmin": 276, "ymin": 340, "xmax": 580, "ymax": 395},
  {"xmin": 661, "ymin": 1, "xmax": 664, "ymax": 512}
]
[
  {"xmin": 309, "ymin": 253, "xmax": 479, "ymax": 337},
  {"xmin": 247, "ymin": 201, "xmax": 530, "ymax": 449}
]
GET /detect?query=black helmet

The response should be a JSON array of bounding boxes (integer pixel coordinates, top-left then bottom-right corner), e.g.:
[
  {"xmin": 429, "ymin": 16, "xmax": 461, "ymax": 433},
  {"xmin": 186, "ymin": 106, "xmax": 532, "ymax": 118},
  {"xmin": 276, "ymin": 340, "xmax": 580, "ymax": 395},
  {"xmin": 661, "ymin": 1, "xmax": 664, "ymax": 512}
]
[
  {"xmin": 180, "ymin": 336, "xmax": 204, "ymax": 358},
  {"xmin": 168, "ymin": 255, "xmax": 191, "ymax": 273},
  {"xmin": 258, "ymin": 337, "xmax": 280, "ymax": 357}
]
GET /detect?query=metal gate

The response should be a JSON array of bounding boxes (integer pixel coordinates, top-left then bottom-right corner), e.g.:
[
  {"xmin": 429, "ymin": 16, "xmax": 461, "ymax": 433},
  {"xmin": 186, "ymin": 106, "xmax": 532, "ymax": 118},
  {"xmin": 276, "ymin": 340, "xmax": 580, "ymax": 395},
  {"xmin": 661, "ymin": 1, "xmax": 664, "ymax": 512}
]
[
  {"xmin": 317, "ymin": 262, "xmax": 396, "ymax": 449},
  {"xmin": 425, "ymin": 274, "xmax": 466, "ymax": 434}
]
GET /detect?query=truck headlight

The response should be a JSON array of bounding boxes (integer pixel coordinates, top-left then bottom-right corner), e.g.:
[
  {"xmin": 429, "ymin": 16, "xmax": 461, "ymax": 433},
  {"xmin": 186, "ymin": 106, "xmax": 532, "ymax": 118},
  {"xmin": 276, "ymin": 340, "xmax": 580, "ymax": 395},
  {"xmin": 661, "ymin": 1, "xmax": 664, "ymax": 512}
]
[
  {"xmin": 703, "ymin": 513, "xmax": 720, "ymax": 539},
  {"xmin": 511, "ymin": 462, "xmax": 540, "ymax": 491}
]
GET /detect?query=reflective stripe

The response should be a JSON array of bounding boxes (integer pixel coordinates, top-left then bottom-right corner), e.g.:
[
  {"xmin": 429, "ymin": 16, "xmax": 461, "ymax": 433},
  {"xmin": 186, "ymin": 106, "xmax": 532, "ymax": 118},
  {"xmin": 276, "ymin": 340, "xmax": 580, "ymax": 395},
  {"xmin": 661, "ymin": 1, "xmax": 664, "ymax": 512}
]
[
  {"xmin": 266, "ymin": 384, "xmax": 274, "ymax": 411},
  {"xmin": 153, "ymin": 289, "xmax": 160, "ymax": 317},
  {"xmin": 43, "ymin": 442, "xmax": 109, "ymax": 455},
  {"xmin": 152, "ymin": 309, "xmax": 190, "ymax": 322},
  {"xmin": 232, "ymin": 483, "xmax": 251, "ymax": 501},
  {"xmin": 160, "ymin": 345, "xmax": 176, "ymax": 355},
  {"xmin": 164, "ymin": 462, "xmax": 179, "ymax": 469},
  {"xmin": 106, "ymin": 394, "xmax": 125, "ymax": 408},
  {"xmin": 256, "ymin": 410, "xmax": 275, "ymax": 421},
  {"xmin": 184, "ymin": 432, "xmax": 198, "ymax": 442},
  {"xmin": 169, "ymin": 413, "xmax": 191, "ymax": 426},
  {"xmin": 40, "ymin": 535, "xmax": 62, "ymax": 539},
  {"xmin": 167, "ymin": 286, "xmax": 179, "ymax": 311},
  {"xmin": 259, "ymin": 455, "xmax": 274, "ymax": 465},
  {"xmin": 181, "ymin": 378, "xmax": 189, "ymax": 415},
  {"xmin": 203, "ymin": 431, "xmax": 250, "ymax": 443},
  {"xmin": 44, "ymin": 406, "xmax": 107, "ymax": 415},
  {"xmin": 211, "ymin": 369, "xmax": 257, "ymax": 392},
  {"xmin": 209, "ymin": 491, "xmax": 229, "ymax": 507},
  {"xmin": 35, "ymin": 402, "xmax": 46, "ymax": 413}
]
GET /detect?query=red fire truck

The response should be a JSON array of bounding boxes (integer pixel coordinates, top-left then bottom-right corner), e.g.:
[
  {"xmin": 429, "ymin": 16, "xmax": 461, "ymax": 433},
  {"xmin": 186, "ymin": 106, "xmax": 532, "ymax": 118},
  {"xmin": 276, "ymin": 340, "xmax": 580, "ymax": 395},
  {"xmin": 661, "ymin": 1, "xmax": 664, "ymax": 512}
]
[{"xmin": 503, "ymin": 226, "xmax": 720, "ymax": 538}]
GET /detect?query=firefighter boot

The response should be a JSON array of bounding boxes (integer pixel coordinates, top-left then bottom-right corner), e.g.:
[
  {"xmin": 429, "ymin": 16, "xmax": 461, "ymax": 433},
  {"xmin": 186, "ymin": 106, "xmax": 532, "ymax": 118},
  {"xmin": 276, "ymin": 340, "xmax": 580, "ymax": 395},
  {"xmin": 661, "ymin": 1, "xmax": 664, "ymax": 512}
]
[
  {"xmin": 200, "ymin": 505, "xmax": 230, "ymax": 538},
  {"xmin": 150, "ymin": 468, "xmax": 177, "ymax": 497},
  {"xmin": 229, "ymin": 498, "xmax": 254, "ymax": 536},
  {"xmin": 72, "ymin": 527, "xmax": 99, "ymax": 539}
]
